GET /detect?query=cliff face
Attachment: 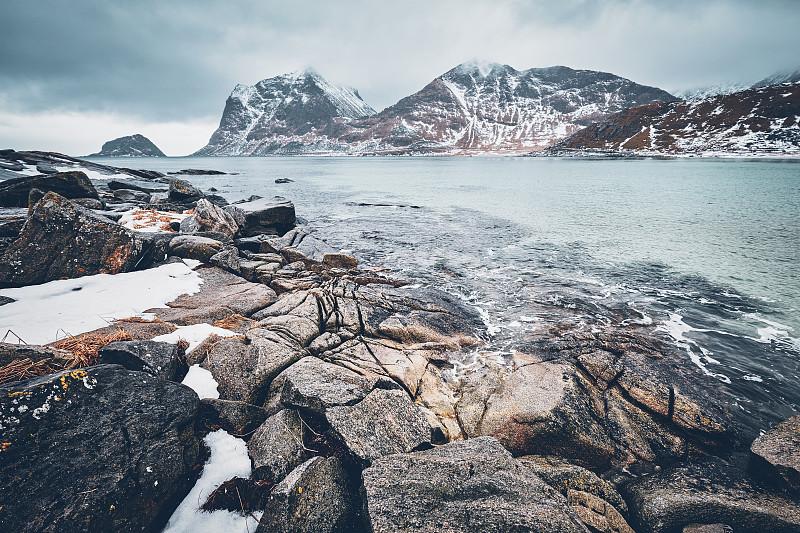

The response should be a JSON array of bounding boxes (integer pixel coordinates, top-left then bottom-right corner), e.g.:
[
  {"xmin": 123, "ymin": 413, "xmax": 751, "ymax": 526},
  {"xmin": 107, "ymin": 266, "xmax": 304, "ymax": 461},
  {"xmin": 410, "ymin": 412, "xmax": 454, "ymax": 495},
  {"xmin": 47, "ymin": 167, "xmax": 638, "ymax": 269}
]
[
  {"xmin": 195, "ymin": 63, "xmax": 675, "ymax": 155},
  {"xmin": 545, "ymin": 82, "xmax": 800, "ymax": 156},
  {"xmin": 88, "ymin": 134, "xmax": 166, "ymax": 157},
  {"xmin": 194, "ymin": 69, "xmax": 376, "ymax": 155}
]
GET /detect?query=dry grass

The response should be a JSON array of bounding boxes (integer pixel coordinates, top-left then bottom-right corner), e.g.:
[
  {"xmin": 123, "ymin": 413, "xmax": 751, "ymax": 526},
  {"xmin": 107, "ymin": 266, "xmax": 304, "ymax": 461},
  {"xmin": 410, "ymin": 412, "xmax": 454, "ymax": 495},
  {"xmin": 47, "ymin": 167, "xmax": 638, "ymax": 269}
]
[
  {"xmin": 0, "ymin": 358, "xmax": 64, "ymax": 385},
  {"xmin": 200, "ymin": 477, "xmax": 273, "ymax": 514},
  {"xmin": 213, "ymin": 314, "xmax": 256, "ymax": 333},
  {"xmin": 52, "ymin": 328, "xmax": 133, "ymax": 369},
  {"xmin": 127, "ymin": 209, "xmax": 183, "ymax": 232}
]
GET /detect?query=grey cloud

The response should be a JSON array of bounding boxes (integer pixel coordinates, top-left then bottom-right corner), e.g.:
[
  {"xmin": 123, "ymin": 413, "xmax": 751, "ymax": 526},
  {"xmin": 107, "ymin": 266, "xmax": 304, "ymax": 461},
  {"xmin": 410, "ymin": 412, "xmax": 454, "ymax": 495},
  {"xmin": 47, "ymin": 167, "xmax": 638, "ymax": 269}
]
[{"xmin": 1, "ymin": 0, "xmax": 799, "ymax": 123}]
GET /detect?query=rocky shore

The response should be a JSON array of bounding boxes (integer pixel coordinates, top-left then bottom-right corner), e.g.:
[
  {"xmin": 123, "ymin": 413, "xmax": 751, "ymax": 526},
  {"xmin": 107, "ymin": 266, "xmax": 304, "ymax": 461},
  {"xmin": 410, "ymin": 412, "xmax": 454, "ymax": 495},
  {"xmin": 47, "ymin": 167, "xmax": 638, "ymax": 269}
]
[{"xmin": 1, "ymin": 150, "xmax": 799, "ymax": 532}]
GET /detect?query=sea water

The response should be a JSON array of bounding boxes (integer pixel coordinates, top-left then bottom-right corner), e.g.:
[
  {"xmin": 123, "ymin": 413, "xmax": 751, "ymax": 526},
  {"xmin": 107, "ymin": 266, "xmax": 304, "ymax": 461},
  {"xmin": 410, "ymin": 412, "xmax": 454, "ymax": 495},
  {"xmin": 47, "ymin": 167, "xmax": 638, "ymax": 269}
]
[{"xmin": 90, "ymin": 156, "xmax": 800, "ymax": 431}]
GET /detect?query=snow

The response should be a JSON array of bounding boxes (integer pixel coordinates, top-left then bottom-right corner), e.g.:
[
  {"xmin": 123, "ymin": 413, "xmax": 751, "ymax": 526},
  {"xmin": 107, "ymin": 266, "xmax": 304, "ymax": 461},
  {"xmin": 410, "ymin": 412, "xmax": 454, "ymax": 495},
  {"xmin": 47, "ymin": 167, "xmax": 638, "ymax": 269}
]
[
  {"xmin": 0, "ymin": 262, "xmax": 202, "ymax": 345},
  {"xmin": 153, "ymin": 324, "xmax": 238, "ymax": 354},
  {"xmin": 181, "ymin": 365, "xmax": 220, "ymax": 399},
  {"xmin": 53, "ymin": 166, "xmax": 131, "ymax": 181},
  {"xmin": 163, "ymin": 429, "xmax": 261, "ymax": 533}
]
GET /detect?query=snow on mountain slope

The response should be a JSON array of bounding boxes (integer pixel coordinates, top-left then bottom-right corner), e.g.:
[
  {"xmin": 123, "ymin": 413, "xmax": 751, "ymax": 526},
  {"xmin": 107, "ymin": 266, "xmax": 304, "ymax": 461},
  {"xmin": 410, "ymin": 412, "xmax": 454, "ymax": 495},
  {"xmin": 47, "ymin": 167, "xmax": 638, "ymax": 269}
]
[
  {"xmin": 195, "ymin": 69, "xmax": 376, "ymax": 155},
  {"xmin": 545, "ymin": 82, "xmax": 800, "ymax": 156},
  {"xmin": 343, "ymin": 62, "xmax": 676, "ymax": 154},
  {"xmin": 676, "ymin": 82, "xmax": 751, "ymax": 101},
  {"xmin": 195, "ymin": 62, "xmax": 676, "ymax": 155}
]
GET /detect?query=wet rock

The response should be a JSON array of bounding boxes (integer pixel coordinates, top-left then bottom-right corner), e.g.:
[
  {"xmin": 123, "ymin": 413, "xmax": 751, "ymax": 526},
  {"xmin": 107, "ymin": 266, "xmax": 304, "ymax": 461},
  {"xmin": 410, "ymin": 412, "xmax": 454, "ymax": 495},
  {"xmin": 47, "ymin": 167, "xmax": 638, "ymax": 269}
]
[
  {"xmin": 256, "ymin": 456, "xmax": 358, "ymax": 533},
  {"xmin": 517, "ymin": 455, "xmax": 628, "ymax": 514},
  {"xmin": 107, "ymin": 179, "xmax": 163, "ymax": 193},
  {"xmin": 358, "ymin": 284, "xmax": 483, "ymax": 348},
  {"xmin": 326, "ymin": 388, "xmax": 431, "ymax": 463},
  {"xmin": 461, "ymin": 357, "xmax": 614, "ymax": 468},
  {"xmin": 269, "ymin": 356, "xmax": 392, "ymax": 416},
  {"xmin": 168, "ymin": 234, "xmax": 224, "ymax": 263},
  {"xmin": 267, "ymin": 228, "xmax": 337, "ymax": 264},
  {"xmin": 234, "ymin": 195, "xmax": 296, "ymax": 237},
  {"xmin": 604, "ymin": 386, "xmax": 686, "ymax": 464},
  {"xmin": 99, "ymin": 340, "xmax": 187, "ymax": 382},
  {"xmin": 534, "ymin": 331, "xmax": 734, "ymax": 463},
  {"xmin": 199, "ymin": 398, "xmax": 268, "ymax": 436},
  {"xmin": 169, "ymin": 169, "xmax": 227, "ymax": 176},
  {"xmin": 361, "ymin": 436, "xmax": 588, "ymax": 533},
  {"xmin": 620, "ymin": 457, "xmax": 800, "ymax": 533},
  {"xmin": 0, "ymin": 170, "xmax": 99, "ymax": 207},
  {"xmin": 113, "ymin": 188, "xmax": 151, "ymax": 203},
  {"xmin": 168, "ymin": 178, "xmax": 203, "ymax": 202},
  {"xmin": 0, "ymin": 364, "xmax": 201, "ymax": 533},
  {"xmin": 750, "ymin": 415, "xmax": 800, "ymax": 495},
  {"xmin": 567, "ymin": 490, "xmax": 634, "ymax": 533},
  {"xmin": 683, "ymin": 525, "xmax": 733, "ymax": 533},
  {"xmin": 248, "ymin": 409, "xmax": 307, "ymax": 483},
  {"xmin": 0, "ymin": 192, "xmax": 146, "ymax": 287},
  {"xmin": 323, "ymin": 253, "xmax": 357, "ymax": 269},
  {"xmin": 180, "ymin": 198, "xmax": 239, "ymax": 239}
]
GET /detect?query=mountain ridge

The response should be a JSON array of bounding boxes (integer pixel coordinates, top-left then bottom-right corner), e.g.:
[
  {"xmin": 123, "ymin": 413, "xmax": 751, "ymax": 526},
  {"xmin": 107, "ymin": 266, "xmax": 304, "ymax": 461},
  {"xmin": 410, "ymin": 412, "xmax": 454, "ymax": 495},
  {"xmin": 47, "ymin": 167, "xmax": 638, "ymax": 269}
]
[
  {"xmin": 195, "ymin": 63, "xmax": 676, "ymax": 155},
  {"xmin": 542, "ymin": 81, "xmax": 800, "ymax": 156}
]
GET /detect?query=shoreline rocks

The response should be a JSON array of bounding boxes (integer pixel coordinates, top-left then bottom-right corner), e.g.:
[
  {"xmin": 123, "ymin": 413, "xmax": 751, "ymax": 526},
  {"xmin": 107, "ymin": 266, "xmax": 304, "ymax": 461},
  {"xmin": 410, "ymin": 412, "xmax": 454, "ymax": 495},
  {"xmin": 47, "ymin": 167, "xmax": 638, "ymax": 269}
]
[
  {"xmin": 0, "ymin": 365, "xmax": 200, "ymax": 533},
  {"xmin": 1, "ymin": 154, "xmax": 798, "ymax": 532}
]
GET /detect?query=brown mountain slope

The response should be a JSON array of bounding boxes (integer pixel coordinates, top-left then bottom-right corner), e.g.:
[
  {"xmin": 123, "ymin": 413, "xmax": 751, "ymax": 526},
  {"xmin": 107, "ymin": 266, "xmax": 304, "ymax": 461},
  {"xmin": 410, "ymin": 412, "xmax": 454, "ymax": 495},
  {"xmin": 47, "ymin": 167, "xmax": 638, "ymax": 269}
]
[{"xmin": 545, "ymin": 83, "xmax": 800, "ymax": 156}]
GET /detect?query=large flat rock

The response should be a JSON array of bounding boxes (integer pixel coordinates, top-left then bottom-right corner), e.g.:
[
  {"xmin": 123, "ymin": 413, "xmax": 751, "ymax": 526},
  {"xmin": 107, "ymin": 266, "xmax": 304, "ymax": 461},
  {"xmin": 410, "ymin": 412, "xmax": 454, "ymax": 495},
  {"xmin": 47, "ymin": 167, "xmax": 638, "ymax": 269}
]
[
  {"xmin": 620, "ymin": 457, "xmax": 800, "ymax": 533},
  {"xmin": 361, "ymin": 436, "xmax": 589, "ymax": 533}
]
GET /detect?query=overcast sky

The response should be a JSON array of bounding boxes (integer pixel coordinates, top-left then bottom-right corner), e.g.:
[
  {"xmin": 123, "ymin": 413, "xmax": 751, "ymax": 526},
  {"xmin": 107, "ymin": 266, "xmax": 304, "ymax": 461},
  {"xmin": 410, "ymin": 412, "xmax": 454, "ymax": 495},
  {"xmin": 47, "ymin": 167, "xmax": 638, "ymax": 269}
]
[{"xmin": 2, "ymin": 0, "xmax": 799, "ymax": 156}]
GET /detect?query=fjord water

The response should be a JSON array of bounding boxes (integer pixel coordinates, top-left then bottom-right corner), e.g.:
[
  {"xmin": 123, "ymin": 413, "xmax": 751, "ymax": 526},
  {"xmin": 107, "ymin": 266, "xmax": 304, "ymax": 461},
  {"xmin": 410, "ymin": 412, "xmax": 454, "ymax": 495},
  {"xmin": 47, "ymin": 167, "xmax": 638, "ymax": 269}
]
[{"xmin": 94, "ymin": 156, "xmax": 800, "ymax": 430}]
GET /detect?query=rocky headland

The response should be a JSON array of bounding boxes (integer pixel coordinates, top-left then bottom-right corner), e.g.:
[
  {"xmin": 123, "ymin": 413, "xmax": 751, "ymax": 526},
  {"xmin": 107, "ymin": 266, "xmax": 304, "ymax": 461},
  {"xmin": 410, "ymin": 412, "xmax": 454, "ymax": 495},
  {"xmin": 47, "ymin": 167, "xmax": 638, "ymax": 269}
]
[
  {"xmin": 88, "ymin": 134, "xmax": 167, "ymax": 158},
  {"xmin": 0, "ymin": 151, "xmax": 799, "ymax": 532}
]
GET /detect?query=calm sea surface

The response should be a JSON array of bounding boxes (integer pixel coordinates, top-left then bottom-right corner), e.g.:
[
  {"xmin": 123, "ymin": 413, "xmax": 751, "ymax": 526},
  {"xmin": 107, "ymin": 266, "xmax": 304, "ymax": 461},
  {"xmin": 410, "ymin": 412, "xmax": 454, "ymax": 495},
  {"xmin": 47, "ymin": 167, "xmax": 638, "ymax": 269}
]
[{"xmin": 92, "ymin": 156, "xmax": 800, "ymax": 430}]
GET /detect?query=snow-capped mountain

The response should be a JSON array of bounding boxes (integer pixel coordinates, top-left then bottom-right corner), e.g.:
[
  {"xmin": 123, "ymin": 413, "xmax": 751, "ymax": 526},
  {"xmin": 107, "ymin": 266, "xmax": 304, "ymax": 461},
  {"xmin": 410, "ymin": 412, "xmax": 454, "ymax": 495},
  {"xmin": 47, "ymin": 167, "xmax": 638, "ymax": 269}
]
[
  {"xmin": 195, "ymin": 69, "xmax": 376, "ymax": 155},
  {"xmin": 343, "ymin": 61, "xmax": 676, "ymax": 153},
  {"xmin": 676, "ymin": 82, "xmax": 751, "ymax": 101},
  {"xmin": 544, "ymin": 82, "xmax": 800, "ymax": 156},
  {"xmin": 195, "ymin": 62, "xmax": 675, "ymax": 155},
  {"xmin": 752, "ymin": 69, "xmax": 800, "ymax": 88},
  {"xmin": 88, "ymin": 134, "xmax": 165, "ymax": 157}
]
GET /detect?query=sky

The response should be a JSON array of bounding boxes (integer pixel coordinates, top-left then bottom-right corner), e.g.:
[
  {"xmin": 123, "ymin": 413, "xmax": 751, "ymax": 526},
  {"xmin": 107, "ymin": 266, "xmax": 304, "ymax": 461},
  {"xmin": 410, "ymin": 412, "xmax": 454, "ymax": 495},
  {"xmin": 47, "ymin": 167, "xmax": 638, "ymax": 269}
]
[{"xmin": 1, "ymin": 0, "xmax": 799, "ymax": 156}]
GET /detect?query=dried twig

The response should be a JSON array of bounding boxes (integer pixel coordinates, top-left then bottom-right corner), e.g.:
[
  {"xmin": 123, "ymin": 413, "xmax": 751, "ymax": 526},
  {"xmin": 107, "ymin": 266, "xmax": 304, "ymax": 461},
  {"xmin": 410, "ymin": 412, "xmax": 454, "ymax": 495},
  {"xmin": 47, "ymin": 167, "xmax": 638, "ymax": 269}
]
[{"xmin": 1, "ymin": 330, "xmax": 28, "ymax": 344}]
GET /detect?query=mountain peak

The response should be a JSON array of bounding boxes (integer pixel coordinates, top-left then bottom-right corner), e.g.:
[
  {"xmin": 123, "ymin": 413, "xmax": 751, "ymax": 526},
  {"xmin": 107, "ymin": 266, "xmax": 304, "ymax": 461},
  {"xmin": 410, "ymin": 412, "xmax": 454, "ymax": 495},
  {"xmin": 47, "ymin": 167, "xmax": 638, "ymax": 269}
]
[
  {"xmin": 451, "ymin": 60, "xmax": 506, "ymax": 79},
  {"xmin": 752, "ymin": 68, "xmax": 800, "ymax": 88}
]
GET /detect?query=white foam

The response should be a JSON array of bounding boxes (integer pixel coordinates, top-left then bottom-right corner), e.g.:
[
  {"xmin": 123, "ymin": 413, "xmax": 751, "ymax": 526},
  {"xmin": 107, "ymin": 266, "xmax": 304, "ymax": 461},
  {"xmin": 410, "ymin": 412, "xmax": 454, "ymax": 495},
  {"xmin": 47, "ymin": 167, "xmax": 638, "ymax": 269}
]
[
  {"xmin": 657, "ymin": 313, "xmax": 731, "ymax": 383},
  {"xmin": 163, "ymin": 429, "xmax": 260, "ymax": 533},
  {"xmin": 0, "ymin": 262, "xmax": 202, "ymax": 345}
]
